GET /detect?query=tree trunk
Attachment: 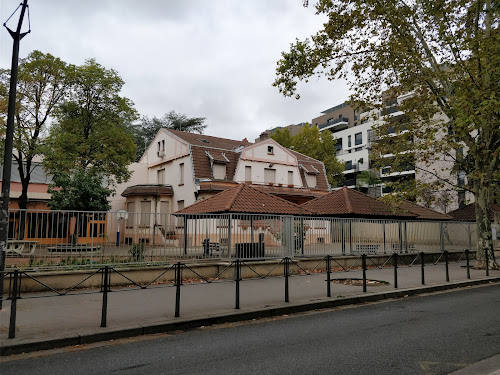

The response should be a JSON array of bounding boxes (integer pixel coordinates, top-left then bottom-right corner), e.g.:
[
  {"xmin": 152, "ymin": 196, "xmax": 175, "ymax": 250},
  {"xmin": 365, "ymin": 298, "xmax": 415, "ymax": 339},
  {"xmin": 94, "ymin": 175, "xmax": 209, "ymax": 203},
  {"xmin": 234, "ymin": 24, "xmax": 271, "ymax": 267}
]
[{"xmin": 474, "ymin": 183, "xmax": 498, "ymax": 269}]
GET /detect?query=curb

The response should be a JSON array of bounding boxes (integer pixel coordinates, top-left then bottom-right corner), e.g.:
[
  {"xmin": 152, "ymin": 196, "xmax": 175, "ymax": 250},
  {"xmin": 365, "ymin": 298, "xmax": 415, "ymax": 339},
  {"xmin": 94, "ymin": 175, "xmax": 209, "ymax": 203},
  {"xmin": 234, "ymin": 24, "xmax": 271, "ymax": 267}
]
[{"xmin": 2, "ymin": 276, "xmax": 500, "ymax": 356}]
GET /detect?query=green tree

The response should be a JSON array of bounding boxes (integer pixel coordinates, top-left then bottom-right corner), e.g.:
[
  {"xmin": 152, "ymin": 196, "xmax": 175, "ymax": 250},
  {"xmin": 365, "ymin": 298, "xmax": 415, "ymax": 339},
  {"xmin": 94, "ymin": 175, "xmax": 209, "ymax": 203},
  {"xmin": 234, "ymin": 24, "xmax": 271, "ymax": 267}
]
[
  {"xmin": 44, "ymin": 59, "xmax": 137, "ymax": 186},
  {"xmin": 271, "ymin": 127, "xmax": 294, "ymax": 149},
  {"xmin": 129, "ymin": 111, "xmax": 207, "ymax": 160},
  {"xmin": 274, "ymin": 0, "xmax": 499, "ymax": 269},
  {"xmin": 273, "ymin": 125, "xmax": 344, "ymax": 186},
  {"xmin": 0, "ymin": 51, "xmax": 72, "ymax": 210},
  {"xmin": 48, "ymin": 170, "xmax": 112, "ymax": 211}
]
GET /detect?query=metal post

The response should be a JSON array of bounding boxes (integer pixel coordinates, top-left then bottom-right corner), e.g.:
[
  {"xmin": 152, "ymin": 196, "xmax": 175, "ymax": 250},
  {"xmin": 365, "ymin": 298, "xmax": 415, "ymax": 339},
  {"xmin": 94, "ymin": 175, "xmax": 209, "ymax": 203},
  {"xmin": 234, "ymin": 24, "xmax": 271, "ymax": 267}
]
[
  {"xmin": 341, "ymin": 221, "xmax": 346, "ymax": 255},
  {"xmin": 175, "ymin": 262, "xmax": 182, "ymax": 317},
  {"xmin": 0, "ymin": 0, "xmax": 30, "ymax": 311},
  {"xmin": 467, "ymin": 224, "xmax": 472, "ymax": 250},
  {"xmin": 485, "ymin": 247, "xmax": 489, "ymax": 277},
  {"xmin": 420, "ymin": 252, "xmax": 425, "ymax": 285},
  {"xmin": 382, "ymin": 222, "xmax": 386, "ymax": 254},
  {"xmin": 444, "ymin": 250, "xmax": 449, "ymax": 282},
  {"xmin": 284, "ymin": 257, "xmax": 289, "ymax": 303},
  {"xmin": 8, "ymin": 269, "xmax": 19, "ymax": 339},
  {"xmin": 404, "ymin": 222, "xmax": 408, "ymax": 253},
  {"xmin": 465, "ymin": 249, "xmax": 470, "ymax": 279},
  {"xmin": 227, "ymin": 214, "xmax": 232, "ymax": 262},
  {"xmin": 300, "ymin": 217, "xmax": 304, "ymax": 255},
  {"xmin": 235, "ymin": 259, "xmax": 240, "ymax": 309},
  {"xmin": 326, "ymin": 255, "xmax": 331, "ymax": 298},
  {"xmin": 250, "ymin": 216, "xmax": 254, "ymax": 246},
  {"xmin": 398, "ymin": 222, "xmax": 403, "ymax": 253},
  {"xmin": 100, "ymin": 266, "xmax": 109, "ymax": 328},
  {"xmin": 393, "ymin": 253, "xmax": 398, "ymax": 289},
  {"xmin": 362, "ymin": 254, "xmax": 367, "ymax": 293},
  {"xmin": 183, "ymin": 216, "xmax": 188, "ymax": 256},
  {"xmin": 439, "ymin": 222, "xmax": 444, "ymax": 252},
  {"xmin": 349, "ymin": 221, "xmax": 353, "ymax": 255}
]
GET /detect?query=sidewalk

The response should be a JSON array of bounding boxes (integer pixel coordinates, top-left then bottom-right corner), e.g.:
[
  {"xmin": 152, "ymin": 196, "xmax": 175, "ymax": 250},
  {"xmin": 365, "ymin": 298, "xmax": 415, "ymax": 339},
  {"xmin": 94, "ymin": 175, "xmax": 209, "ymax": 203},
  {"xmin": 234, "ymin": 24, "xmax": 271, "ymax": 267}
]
[{"xmin": 1, "ymin": 260, "xmax": 499, "ymax": 356}]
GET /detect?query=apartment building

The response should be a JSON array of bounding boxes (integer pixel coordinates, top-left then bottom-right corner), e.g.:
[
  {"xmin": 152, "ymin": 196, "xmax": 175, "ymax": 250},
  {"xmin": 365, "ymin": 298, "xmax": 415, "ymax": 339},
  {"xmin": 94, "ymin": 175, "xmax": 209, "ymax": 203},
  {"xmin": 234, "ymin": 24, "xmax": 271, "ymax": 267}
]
[{"xmin": 315, "ymin": 97, "xmax": 473, "ymax": 212}]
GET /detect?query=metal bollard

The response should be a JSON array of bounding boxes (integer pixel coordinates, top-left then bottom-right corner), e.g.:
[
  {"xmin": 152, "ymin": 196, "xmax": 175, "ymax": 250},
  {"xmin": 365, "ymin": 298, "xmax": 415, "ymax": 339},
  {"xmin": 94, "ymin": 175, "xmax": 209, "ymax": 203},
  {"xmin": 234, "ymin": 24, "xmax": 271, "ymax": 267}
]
[
  {"xmin": 100, "ymin": 266, "xmax": 110, "ymax": 328},
  {"xmin": 393, "ymin": 253, "xmax": 398, "ymax": 289},
  {"xmin": 235, "ymin": 260, "xmax": 241, "ymax": 310},
  {"xmin": 175, "ymin": 262, "xmax": 182, "ymax": 317},
  {"xmin": 465, "ymin": 249, "xmax": 470, "ymax": 279},
  {"xmin": 362, "ymin": 254, "xmax": 367, "ymax": 293},
  {"xmin": 444, "ymin": 250, "xmax": 449, "ymax": 282},
  {"xmin": 420, "ymin": 252, "xmax": 425, "ymax": 285},
  {"xmin": 284, "ymin": 257, "xmax": 289, "ymax": 303},
  {"xmin": 326, "ymin": 255, "xmax": 331, "ymax": 298},
  {"xmin": 8, "ymin": 270, "xmax": 20, "ymax": 339}
]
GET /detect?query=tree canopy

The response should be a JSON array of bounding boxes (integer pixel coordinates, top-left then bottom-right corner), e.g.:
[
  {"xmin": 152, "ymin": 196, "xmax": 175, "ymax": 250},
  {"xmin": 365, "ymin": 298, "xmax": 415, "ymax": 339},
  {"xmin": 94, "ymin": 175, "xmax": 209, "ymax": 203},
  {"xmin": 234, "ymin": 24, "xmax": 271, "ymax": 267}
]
[
  {"xmin": 274, "ymin": 0, "xmax": 499, "ymax": 268},
  {"xmin": 0, "ymin": 50, "xmax": 72, "ymax": 209},
  {"xmin": 129, "ymin": 111, "xmax": 207, "ymax": 160},
  {"xmin": 48, "ymin": 170, "xmax": 112, "ymax": 211},
  {"xmin": 43, "ymin": 59, "xmax": 137, "ymax": 186},
  {"xmin": 272, "ymin": 125, "xmax": 344, "ymax": 186}
]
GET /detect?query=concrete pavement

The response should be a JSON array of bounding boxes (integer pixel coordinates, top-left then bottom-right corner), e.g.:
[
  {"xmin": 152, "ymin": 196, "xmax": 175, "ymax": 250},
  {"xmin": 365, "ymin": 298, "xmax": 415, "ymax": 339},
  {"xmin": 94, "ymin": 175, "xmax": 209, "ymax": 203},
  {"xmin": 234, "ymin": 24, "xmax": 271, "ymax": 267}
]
[{"xmin": 1, "ymin": 259, "xmax": 499, "ymax": 358}]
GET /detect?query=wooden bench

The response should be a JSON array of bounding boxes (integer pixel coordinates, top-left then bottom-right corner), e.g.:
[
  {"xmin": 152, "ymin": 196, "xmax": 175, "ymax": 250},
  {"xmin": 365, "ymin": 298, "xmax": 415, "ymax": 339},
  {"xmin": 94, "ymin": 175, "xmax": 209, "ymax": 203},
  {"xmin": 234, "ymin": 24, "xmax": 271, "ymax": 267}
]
[
  {"xmin": 6, "ymin": 240, "xmax": 38, "ymax": 256},
  {"xmin": 47, "ymin": 244, "xmax": 102, "ymax": 255}
]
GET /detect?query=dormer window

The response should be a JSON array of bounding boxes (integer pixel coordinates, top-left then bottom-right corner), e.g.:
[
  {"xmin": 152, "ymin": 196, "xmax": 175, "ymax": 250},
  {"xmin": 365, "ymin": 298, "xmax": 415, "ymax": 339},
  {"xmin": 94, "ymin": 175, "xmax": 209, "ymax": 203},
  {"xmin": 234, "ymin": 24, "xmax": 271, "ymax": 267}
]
[
  {"xmin": 198, "ymin": 138, "xmax": 210, "ymax": 143},
  {"xmin": 268, "ymin": 146, "xmax": 274, "ymax": 155}
]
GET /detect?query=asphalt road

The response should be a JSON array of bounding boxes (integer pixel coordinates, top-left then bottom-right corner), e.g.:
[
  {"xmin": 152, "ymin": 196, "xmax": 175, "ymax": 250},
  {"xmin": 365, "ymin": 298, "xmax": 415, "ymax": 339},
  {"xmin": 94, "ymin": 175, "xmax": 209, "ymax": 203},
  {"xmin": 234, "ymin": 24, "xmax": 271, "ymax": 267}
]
[{"xmin": 1, "ymin": 284, "xmax": 500, "ymax": 375}]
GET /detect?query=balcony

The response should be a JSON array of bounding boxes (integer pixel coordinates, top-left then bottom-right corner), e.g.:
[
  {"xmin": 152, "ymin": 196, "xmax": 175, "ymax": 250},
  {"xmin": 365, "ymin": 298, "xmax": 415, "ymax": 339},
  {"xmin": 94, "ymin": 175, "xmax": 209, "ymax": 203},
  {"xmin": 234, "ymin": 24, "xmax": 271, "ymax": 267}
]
[{"xmin": 319, "ymin": 117, "xmax": 349, "ymax": 133}]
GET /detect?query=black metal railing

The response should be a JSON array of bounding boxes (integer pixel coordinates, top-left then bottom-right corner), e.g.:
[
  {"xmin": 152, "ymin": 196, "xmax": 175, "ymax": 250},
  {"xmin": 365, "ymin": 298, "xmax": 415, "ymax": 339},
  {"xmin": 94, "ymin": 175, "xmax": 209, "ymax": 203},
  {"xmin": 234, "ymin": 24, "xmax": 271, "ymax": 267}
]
[{"xmin": 1, "ymin": 249, "xmax": 488, "ymax": 340}]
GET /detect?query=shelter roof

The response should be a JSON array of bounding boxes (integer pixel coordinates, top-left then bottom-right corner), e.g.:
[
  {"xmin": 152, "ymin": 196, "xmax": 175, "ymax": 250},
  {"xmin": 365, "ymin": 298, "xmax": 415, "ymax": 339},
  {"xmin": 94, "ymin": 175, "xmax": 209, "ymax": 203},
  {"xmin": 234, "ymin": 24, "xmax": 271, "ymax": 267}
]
[
  {"xmin": 448, "ymin": 202, "xmax": 500, "ymax": 221},
  {"xmin": 301, "ymin": 186, "xmax": 416, "ymax": 219},
  {"xmin": 397, "ymin": 200, "xmax": 453, "ymax": 221},
  {"xmin": 176, "ymin": 183, "xmax": 314, "ymax": 215}
]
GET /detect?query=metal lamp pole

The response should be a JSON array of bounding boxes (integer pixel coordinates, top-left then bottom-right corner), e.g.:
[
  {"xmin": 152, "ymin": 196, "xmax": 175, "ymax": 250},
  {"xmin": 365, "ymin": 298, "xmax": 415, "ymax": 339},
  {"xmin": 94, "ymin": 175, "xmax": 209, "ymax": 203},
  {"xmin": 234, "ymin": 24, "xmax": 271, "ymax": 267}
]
[{"xmin": 0, "ymin": 0, "xmax": 30, "ymax": 310}]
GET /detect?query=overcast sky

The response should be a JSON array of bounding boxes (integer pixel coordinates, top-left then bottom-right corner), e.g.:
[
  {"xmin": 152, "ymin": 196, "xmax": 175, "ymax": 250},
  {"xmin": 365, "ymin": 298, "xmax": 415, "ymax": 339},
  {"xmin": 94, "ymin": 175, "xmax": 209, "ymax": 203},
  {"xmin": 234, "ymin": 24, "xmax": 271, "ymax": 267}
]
[{"xmin": 0, "ymin": 0, "xmax": 349, "ymax": 142}]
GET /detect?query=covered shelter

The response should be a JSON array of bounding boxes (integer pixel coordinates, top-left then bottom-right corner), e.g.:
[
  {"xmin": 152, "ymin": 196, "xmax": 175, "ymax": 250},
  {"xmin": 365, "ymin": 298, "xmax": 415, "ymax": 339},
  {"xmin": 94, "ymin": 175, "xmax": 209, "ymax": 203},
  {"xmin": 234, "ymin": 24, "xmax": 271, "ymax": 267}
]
[{"xmin": 175, "ymin": 184, "xmax": 314, "ymax": 258}]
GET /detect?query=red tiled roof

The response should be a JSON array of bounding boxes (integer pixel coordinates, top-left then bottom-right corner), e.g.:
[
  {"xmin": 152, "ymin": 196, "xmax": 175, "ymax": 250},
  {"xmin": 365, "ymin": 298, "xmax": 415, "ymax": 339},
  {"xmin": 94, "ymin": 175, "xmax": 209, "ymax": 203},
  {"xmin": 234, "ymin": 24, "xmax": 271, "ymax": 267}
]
[
  {"xmin": 397, "ymin": 200, "xmax": 452, "ymax": 221},
  {"xmin": 301, "ymin": 186, "xmax": 416, "ymax": 219},
  {"xmin": 176, "ymin": 184, "xmax": 315, "ymax": 215},
  {"xmin": 168, "ymin": 129, "xmax": 249, "ymax": 150},
  {"xmin": 448, "ymin": 203, "xmax": 500, "ymax": 221},
  {"xmin": 290, "ymin": 150, "xmax": 329, "ymax": 191},
  {"xmin": 191, "ymin": 146, "xmax": 240, "ymax": 180},
  {"xmin": 122, "ymin": 185, "xmax": 174, "ymax": 197}
]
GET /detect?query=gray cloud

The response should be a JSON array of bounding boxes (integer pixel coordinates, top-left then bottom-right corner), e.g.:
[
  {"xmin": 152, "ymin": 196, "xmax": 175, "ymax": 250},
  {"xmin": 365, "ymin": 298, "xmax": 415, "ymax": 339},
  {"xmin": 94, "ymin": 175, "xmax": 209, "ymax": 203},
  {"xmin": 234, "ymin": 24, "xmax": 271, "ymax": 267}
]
[{"xmin": 0, "ymin": 0, "xmax": 349, "ymax": 142}]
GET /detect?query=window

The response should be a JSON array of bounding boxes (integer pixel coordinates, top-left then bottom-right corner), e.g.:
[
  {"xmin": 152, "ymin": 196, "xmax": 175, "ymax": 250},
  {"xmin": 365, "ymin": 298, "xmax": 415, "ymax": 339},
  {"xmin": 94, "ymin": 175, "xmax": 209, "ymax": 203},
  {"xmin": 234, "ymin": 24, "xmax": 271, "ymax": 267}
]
[
  {"xmin": 160, "ymin": 201, "xmax": 170, "ymax": 214},
  {"xmin": 355, "ymin": 132, "xmax": 362, "ymax": 146},
  {"xmin": 288, "ymin": 171, "xmax": 293, "ymax": 186},
  {"xmin": 179, "ymin": 163, "xmax": 184, "ymax": 185},
  {"xmin": 335, "ymin": 138, "xmax": 343, "ymax": 152},
  {"xmin": 126, "ymin": 202, "xmax": 135, "ymax": 227},
  {"xmin": 348, "ymin": 135, "xmax": 352, "ymax": 148},
  {"xmin": 267, "ymin": 145, "xmax": 274, "ymax": 154},
  {"xmin": 162, "ymin": 140, "xmax": 165, "ymax": 151},
  {"xmin": 140, "ymin": 201, "xmax": 151, "ymax": 226},
  {"xmin": 177, "ymin": 200, "xmax": 184, "ymax": 210},
  {"xmin": 264, "ymin": 168, "xmax": 276, "ymax": 184},
  {"xmin": 345, "ymin": 160, "xmax": 354, "ymax": 170},
  {"xmin": 305, "ymin": 174, "xmax": 317, "ymax": 188},
  {"xmin": 245, "ymin": 166, "xmax": 252, "ymax": 182},
  {"xmin": 213, "ymin": 163, "xmax": 226, "ymax": 180},
  {"xmin": 157, "ymin": 168, "xmax": 165, "ymax": 185}
]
